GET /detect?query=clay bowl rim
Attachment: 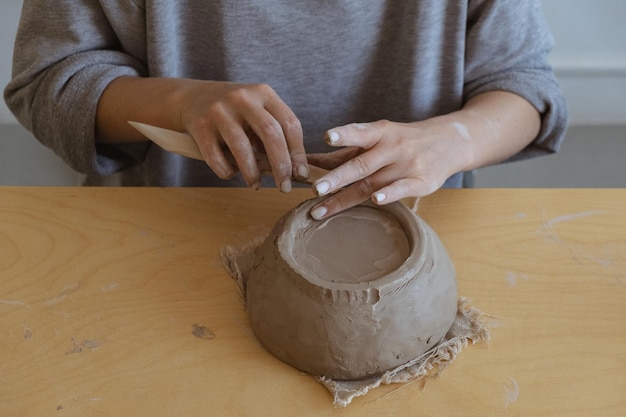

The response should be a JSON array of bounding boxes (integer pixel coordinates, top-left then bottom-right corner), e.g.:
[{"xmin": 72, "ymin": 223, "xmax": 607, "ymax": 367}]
[{"xmin": 277, "ymin": 198, "xmax": 428, "ymax": 293}]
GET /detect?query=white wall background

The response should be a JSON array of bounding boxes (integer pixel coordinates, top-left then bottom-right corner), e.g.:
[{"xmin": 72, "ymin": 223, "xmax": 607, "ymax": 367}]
[
  {"xmin": 0, "ymin": 1, "xmax": 21, "ymax": 124},
  {"xmin": 1, "ymin": 0, "xmax": 625, "ymax": 125},
  {"xmin": 542, "ymin": 0, "xmax": 626, "ymax": 125}
]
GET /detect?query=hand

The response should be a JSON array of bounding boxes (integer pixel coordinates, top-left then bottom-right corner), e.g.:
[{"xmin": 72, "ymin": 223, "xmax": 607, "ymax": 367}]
[
  {"xmin": 308, "ymin": 90, "xmax": 543, "ymax": 220},
  {"xmin": 308, "ymin": 120, "xmax": 467, "ymax": 220},
  {"xmin": 180, "ymin": 81, "xmax": 308, "ymax": 191}
]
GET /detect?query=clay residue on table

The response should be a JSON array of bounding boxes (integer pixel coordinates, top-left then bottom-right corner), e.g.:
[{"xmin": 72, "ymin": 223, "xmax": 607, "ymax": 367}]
[
  {"xmin": 66, "ymin": 338, "xmax": 102, "ymax": 354},
  {"xmin": 192, "ymin": 323, "xmax": 215, "ymax": 340}
]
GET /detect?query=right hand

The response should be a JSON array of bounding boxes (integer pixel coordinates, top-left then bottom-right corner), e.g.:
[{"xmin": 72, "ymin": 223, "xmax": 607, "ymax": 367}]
[{"xmin": 179, "ymin": 81, "xmax": 308, "ymax": 192}]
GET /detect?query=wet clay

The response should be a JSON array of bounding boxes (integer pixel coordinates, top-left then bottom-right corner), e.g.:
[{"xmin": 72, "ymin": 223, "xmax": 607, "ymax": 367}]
[
  {"xmin": 246, "ymin": 197, "xmax": 458, "ymax": 380},
  {"xmin": 296, "ymin": 206, "xmax": 410, "ymax": 283}
]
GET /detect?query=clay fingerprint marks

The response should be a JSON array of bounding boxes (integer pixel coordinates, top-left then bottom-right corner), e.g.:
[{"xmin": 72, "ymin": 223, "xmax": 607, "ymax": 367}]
[
  {"xmin": 44, "ymin": 281, "xmax": 82, "ymax": 307},
  {"xmin": 23, "ymin": 326, "xmax": 33, "ymax": 340},
  {"xmin": 192, "ymin": 323, "xmax": 215, "ymax": 340},
  {"xmin": 506, "ymin": 271, "xmax": 529, "ymax": 288},
  {"xmin": 66, "ymin": 338, "xmax": 102, "ymax": 355},
  {"xmin": 537, "ymin": 210, "xmax": 610, "ymax": 266},
  {"xmin": 0, "ymin": 299, "xmax": 28, "ymax": 307},
  {"xmin": 504, "ymin": 376, "xmax": 519, "ymax": 410}
]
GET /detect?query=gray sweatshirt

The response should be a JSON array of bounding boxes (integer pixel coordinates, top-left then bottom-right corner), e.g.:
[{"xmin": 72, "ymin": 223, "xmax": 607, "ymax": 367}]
[{"xmin": 4, "ymin": 0, "xmax": 568, "ymax": 187}]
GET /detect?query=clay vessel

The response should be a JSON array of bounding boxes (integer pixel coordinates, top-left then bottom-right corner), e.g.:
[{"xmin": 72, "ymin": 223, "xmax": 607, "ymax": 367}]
[{"xmin": 246, "ymin": 197, "xmax": 457, "ymax": 380}]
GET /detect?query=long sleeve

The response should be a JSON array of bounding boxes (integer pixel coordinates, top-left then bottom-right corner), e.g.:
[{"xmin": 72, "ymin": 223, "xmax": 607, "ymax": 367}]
[
  {"xmin": 4, "ymin": 0, "xmax": 569, "ymax": 186},
  {"xmin": 463, "ymin": 0, "xmax": 568, "ymax": 161},
  {"xmin": 4, "ymin": 0, "xmax": 148, "ymax": 175}
]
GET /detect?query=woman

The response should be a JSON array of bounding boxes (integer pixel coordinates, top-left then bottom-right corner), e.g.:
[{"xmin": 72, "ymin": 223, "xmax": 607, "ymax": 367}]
[{"xmin": 4, "ymin": 1, "xmax": 567, "ymax": 219}]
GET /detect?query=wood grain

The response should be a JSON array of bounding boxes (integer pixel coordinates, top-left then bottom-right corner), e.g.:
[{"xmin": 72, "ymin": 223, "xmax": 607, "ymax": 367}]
[{"xmin": 0, "ymin": 188, "xmax": 624, "ymax": 416}]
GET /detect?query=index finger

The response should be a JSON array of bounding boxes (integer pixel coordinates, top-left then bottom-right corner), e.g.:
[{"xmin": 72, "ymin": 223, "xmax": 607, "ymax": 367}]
[{"xmin": 313, "ymin": 122, "xmax": 392, "ymax": 196}]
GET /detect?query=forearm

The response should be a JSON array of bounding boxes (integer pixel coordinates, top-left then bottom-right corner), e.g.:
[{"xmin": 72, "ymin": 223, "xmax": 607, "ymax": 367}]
[
  {"xmin": 95, "ymin": 76, "xmax": 308, "ymax": 189},
  {"xmin": 96, "ymin": 76, "xmax": 209, "ymax": 143},
  {"xmin": 427, "ymin": 90, "xmax": 541, "ymax": 175},
  {"xmin": 308, "ymin": 90, "xmax": 542, "ymax": 219}
]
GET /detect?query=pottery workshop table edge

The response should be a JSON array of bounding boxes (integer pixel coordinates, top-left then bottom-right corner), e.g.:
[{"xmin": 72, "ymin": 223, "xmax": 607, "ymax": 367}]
[{"xmin": 0, "ymin": 187, "xmax": 624, "ymax": 417}]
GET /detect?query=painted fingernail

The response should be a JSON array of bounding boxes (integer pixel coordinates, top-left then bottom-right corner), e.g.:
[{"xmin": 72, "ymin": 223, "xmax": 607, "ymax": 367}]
[
  {"xmin": 315, "ymin": 180, "xmax": 330, "ymax": 196},
  {"xmin": 373, "ymin": 192, "xmax": 386, "ymax": 203},
  {"xmin": 311, "ymin": 205, "xmax": 328, "ymax": 220},
  {"xmin": 327, "ymin": 131, "xmax": 340, "ymax": 145},
  {"xmin": 297, "ymin": 165, "xmax": 309, "ymax": 179},
  {"xmin": 280, "ymin": 179, "xmax": 292, "ymax": 193}
]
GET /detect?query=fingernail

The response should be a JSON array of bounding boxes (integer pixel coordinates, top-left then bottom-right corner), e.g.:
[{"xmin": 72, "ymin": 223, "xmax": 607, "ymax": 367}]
[
  {"xmin": 315, "ymin": 180, "xmax": 330, "ymax": 196},
  {"xmin": 373, "ymin": 192, "xmax": 386, "ymax": 203},
  {"xmin": 251, "ymin": 181, "xmax": 261, "ymax": 191},
  {"xmin": 297, "ymin": 165, "xmax": 309, "ymax": 179},
  {"xmin": 311, "ymin": 205, "xmax": 328, "ymax": 220},
  {"xmin": 280, "ymin": 179, "xmax": 292, "ymax": 193},
  {"xmin": 327, "ymin": 131, "xmax": 340, "ymax": 145}
]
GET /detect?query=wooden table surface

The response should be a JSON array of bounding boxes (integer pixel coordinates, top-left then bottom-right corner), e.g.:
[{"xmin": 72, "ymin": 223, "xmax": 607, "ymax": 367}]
[{"xmin": 0, "ymin": 187, "xmax": 624, "ymax": 416}]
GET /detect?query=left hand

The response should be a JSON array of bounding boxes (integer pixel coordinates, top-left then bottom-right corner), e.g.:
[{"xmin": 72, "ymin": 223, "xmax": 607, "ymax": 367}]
[
  {"xmin": 307, "ymin": 91, "xmax": 542, "ymax": 220},
  {"xmin": 307, "ymin": 119, "xmax": 466, "ymax": 220}
]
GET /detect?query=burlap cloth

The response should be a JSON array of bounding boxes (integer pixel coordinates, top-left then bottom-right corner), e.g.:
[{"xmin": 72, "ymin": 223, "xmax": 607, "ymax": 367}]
[{"xmin": 221, "ymin": 230, "xmax": 490, "ymax": 407}]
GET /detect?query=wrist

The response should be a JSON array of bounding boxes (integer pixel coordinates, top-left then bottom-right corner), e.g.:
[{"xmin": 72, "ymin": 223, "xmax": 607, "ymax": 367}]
[
  {"xmin": 422, "ymin": 92, "xmax": 541, "ymax": 177},
  {"xmin": 414, "ymin": 114, "xmax": 479, "ymax": 178}
]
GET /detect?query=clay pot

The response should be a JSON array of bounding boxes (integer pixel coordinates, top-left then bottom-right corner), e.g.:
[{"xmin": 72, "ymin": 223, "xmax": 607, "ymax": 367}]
[{"xmin": 246, "ymin": 197, "xmax": 457, "ymax": 380}]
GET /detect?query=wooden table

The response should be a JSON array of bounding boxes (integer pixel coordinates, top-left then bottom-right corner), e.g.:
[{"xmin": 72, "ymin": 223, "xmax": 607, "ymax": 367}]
[{"xmin": 1, "ymin": 187, "xmax": 624, "ymax": 416}]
